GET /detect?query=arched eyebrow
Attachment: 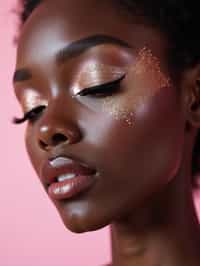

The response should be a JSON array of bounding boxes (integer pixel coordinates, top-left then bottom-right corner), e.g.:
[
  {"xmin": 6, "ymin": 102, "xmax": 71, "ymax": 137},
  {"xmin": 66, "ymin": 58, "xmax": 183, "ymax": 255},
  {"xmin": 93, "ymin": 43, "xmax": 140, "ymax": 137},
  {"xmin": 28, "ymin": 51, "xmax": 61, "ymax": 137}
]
[{"xmin": 13, "ymin": 34, "xmax": 132, "ymax": 84}]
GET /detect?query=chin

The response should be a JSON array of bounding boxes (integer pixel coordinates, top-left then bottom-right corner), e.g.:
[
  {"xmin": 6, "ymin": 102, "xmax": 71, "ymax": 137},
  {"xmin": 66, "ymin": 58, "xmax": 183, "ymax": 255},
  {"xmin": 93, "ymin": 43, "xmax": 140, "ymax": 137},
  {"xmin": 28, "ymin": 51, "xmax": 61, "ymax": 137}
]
[{"xmin": 58, "ymin": 211, "xmax": 111, "ymax": 233}]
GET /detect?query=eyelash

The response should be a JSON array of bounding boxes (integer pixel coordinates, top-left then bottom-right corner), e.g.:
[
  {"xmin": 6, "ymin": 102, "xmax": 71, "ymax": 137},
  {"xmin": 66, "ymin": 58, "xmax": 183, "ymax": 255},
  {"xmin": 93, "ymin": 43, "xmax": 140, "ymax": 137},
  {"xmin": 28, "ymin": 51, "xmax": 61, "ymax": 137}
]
[{"xmin": 12, "ymin": 74, "xmax": 126, "ymax": 125}]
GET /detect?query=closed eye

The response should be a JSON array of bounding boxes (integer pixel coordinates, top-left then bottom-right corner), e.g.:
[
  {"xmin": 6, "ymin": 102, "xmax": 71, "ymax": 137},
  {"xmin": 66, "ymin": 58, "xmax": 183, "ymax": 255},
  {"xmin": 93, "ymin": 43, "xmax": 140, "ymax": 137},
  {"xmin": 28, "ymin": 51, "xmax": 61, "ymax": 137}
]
[{"xmin": 76, "ymin": 73, "xmax": 126, "ymax": 97}]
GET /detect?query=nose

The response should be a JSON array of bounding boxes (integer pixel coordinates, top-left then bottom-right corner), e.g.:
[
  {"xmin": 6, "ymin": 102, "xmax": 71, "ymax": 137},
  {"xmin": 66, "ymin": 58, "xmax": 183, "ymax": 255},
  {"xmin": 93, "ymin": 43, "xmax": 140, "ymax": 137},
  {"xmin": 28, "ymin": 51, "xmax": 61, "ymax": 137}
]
[
  {"xmin": 36, "ymin": 106, "xmax": 82, "ymax": 151},
  {"xmin": 38, "ymin": 125, "xmax": 81, "ymax": 151},
  {"xmin": 38, "ymin": 124, "xmax": 82, "ymax": 150}
]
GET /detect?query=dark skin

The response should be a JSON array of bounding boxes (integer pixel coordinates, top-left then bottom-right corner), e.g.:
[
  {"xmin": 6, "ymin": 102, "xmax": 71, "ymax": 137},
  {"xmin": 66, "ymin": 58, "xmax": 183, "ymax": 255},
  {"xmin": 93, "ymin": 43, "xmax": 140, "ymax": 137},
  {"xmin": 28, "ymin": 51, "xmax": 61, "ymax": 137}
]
[{"xmin": 13, "ymin": 0, "xmax": 200, "ymax": 265}]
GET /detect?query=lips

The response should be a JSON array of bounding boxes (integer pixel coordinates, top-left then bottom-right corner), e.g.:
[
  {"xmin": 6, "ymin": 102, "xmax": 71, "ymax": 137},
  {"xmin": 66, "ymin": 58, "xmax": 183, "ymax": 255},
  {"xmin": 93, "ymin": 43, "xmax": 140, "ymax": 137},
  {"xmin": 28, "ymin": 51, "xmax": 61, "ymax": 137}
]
[{"xmin": 40, "ymin": 156, "xmax": 97, "ymax": 187}]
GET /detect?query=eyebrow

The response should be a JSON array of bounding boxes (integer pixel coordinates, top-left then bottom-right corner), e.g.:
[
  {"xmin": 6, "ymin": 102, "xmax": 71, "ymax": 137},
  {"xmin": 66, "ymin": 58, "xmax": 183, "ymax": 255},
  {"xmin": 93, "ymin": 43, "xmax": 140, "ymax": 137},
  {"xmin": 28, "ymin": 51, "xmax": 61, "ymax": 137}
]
[{"xmin": 13, "ymin": 34, "xmax": 132, "ymax": 83}]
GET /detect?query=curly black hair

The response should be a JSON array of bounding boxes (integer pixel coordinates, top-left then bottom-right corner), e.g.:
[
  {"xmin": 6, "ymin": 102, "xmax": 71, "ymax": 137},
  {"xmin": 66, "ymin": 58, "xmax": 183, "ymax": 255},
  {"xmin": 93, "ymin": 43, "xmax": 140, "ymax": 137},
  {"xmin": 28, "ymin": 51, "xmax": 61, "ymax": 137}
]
[{"xmin": 17, "ymin": 0, "xmax": 200, "ymax": 189}]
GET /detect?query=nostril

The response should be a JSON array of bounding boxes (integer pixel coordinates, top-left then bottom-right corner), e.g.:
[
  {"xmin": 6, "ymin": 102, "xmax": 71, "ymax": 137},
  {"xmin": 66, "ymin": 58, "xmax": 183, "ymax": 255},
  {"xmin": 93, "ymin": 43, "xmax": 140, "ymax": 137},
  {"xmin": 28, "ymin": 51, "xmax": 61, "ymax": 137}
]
[
  {"xmin": 38, "ymin": 133, "xmax": 70, "ymax": 150},
  {"xmin": 52, "ymin": 133, "xmax": 68, "ymax": 145},
  {"xmin": 39, "ymin": 140, "xmax": 48, "ymax": 150}
]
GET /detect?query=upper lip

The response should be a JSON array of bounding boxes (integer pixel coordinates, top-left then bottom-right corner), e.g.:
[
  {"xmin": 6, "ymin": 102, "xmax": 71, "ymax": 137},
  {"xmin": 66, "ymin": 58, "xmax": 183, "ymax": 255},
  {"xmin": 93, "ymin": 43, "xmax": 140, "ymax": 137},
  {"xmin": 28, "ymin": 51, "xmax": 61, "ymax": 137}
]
[{"xmin": 40, "ymin": 156, "xmax": 97, "ymax": 187}]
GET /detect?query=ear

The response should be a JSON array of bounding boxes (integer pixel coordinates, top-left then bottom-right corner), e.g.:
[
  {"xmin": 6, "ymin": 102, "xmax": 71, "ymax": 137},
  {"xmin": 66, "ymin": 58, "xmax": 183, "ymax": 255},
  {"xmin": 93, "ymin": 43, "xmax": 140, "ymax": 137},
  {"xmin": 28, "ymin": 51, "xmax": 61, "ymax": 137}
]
[{"xmin": 181, "ymin": 64, "xmax": 200, "ymax": 131}]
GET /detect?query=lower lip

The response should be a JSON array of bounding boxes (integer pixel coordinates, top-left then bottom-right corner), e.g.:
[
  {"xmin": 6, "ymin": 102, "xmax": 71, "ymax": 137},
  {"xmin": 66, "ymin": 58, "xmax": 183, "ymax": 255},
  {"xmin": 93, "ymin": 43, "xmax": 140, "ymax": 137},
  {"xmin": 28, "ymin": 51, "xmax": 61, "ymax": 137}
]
[{"xmin": 47, "ymin": 174, "xmax": 96, "ymax": 200}]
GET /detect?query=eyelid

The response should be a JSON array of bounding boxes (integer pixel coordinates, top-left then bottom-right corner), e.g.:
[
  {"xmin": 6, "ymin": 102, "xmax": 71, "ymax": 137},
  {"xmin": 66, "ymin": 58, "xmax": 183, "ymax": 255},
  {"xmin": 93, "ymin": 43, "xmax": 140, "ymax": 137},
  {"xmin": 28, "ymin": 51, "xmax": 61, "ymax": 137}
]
[{"xmin": 75, "ymin": 73, "xmax": 126, "ymax": 96}]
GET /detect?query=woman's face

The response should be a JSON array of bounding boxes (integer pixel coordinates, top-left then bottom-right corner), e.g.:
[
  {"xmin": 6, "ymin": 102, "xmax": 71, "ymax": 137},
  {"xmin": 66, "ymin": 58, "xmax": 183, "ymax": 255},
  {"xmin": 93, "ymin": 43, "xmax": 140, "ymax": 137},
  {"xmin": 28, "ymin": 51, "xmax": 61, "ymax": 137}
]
[{"xmin": 14, "ymin": 0, "xmax": 185, "ymax": 232}]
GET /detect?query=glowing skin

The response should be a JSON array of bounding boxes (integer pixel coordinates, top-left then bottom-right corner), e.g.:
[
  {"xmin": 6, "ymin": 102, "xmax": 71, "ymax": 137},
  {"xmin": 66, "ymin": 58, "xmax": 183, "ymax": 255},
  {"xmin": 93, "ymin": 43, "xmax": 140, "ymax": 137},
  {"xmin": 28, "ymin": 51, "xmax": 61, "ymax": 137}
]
[
  {"xmin": 21, "ymin": 89, "xmax": 47, "ymax": 113},
  {"xmin": 13, "ymin": 1, "xmax": 200, "ymax": 266},
  {"xmin": 20, "ymin": 45, "xmax": 172, "ymax": 131},
  {"xmin": 21, "ymin": 47, "xmax": 171, "ymax": 128},
  {"xmin": 101, "ymin": 46, "xmax": 172, "ymax": 126}
]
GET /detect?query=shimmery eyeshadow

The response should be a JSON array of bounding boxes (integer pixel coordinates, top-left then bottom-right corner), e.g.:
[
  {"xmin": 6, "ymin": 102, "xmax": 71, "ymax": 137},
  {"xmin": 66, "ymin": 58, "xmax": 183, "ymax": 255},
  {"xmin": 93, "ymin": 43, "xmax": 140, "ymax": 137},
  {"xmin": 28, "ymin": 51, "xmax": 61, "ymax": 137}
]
[
  {"xmin": 72, "ymin": 62, "xmax": 126, "ymax": 95},
  {"xmin": 101, "ymin": 47, "xmax": 172, "ymax": 126},
  {"xmin": 80, "ymin": 62, "xmax": 125, "ymax": 74},
  {"xmin": 22, "ymin": 89, "xmax": 47, "ymax": 112}
]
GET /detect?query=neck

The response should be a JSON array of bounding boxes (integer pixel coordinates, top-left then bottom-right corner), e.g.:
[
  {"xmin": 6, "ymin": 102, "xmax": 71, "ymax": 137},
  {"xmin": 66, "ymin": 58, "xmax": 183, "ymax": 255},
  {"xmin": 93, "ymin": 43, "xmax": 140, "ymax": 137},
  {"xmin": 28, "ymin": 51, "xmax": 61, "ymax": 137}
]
[{"xmin": 109, "ymin": 144, "xmax": 200, "ymax": 266}]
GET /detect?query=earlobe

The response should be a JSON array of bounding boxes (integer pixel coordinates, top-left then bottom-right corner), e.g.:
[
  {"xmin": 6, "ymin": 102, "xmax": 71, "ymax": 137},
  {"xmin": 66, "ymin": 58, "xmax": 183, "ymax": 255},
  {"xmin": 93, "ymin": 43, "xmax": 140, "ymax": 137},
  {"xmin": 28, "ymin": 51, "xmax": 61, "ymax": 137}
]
[
  {"xmin": 191, "ymin": 80, "xmax": 200, "ymax": 111},
  {"xmin": 187, "ymin": 76, "xmax": 200, "ymax": 128},
  {"xmin": 181, "ymin": 64, "xmax": 200, "ymax": 131}
]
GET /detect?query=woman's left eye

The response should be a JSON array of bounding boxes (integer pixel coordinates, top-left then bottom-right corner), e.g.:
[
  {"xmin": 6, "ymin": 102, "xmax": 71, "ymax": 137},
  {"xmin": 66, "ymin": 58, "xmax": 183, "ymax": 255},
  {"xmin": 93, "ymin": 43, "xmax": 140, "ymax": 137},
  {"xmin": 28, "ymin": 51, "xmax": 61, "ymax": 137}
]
[{"xmin": 76, "ymin": 74, "xmax": 126, "ymax": 97}]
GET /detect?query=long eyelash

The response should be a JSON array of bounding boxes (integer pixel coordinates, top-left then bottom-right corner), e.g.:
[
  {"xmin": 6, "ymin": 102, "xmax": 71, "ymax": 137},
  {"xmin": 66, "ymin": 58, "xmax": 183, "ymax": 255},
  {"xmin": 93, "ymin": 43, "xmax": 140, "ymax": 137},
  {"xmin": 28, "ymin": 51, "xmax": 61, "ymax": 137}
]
[
  {"xmin": 76, "ymin": 74, "xmax": 126, "ymax": 96},
  {"xmin": 12, "ymin": 106, "xmax": 46, "ymax": 124}
]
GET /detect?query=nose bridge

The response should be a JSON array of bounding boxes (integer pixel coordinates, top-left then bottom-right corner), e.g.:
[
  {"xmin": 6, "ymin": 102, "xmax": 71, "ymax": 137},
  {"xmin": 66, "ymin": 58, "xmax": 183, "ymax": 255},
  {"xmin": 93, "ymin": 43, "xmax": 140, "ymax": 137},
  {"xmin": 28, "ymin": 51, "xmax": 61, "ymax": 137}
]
[{"xmin": 36, "ymin": 91, "xmax": 82, "ymax": 151}]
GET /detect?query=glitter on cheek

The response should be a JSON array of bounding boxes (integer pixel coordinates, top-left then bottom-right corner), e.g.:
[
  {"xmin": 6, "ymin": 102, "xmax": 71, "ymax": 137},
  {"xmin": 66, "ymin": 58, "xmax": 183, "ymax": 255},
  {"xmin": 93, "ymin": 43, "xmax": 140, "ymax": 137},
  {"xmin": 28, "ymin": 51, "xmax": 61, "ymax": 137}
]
[
  {"xmin": 101, "ymin": 96, "xmax": 136, "ymax": 126},
  {"xmin": 101, "ymin": 47, "xmax": 172, "ymax": 127}
]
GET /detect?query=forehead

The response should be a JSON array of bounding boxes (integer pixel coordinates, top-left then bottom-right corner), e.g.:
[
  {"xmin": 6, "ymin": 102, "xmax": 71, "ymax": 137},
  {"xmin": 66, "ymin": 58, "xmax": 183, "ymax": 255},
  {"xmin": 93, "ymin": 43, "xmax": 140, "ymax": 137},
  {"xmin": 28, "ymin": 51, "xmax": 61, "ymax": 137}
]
[{"xmin": 16, "ymin": 0, "xmax": 168, "ymax": 68}]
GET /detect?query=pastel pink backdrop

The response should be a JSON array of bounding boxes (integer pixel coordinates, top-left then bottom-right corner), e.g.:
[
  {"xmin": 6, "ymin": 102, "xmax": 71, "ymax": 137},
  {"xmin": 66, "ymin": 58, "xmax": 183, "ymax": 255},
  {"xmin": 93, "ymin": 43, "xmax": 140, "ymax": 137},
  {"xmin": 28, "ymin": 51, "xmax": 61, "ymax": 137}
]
[
  {"xmin": 0, "ymin": 1, "xmax": 199, "ymax": 266},
  {"xmin": 0, "ymin": 1, "xmax": 110, "ymax": 266}
]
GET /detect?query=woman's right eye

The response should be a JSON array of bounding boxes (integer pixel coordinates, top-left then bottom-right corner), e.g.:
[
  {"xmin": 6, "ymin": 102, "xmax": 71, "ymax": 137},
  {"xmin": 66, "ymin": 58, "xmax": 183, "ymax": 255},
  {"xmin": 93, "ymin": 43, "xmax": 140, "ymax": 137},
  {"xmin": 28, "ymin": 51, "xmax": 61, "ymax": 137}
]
[{"xmin": 12, "ymin": 106, "xmax": 46, "ymax": 125}]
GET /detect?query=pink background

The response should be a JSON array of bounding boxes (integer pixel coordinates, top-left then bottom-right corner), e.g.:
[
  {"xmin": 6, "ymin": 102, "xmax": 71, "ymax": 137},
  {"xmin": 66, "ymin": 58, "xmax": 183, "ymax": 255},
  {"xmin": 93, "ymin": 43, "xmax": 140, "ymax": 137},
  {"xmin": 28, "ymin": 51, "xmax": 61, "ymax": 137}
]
[{"xmin": 0, "ymin": 1, "xmax": 200, "ymax": 266}]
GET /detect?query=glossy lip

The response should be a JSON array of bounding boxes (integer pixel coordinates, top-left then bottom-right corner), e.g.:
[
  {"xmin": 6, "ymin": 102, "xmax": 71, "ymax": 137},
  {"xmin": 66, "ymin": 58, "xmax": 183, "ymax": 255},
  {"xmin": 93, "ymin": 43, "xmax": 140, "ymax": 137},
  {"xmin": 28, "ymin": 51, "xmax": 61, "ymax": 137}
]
[
  {"xmin": 47, "ymin": 174, "xmax": 97, "ymax": 201},
  {"xmin": 40, "ymin": 156, "xmax": 97, "ymax": 187}
]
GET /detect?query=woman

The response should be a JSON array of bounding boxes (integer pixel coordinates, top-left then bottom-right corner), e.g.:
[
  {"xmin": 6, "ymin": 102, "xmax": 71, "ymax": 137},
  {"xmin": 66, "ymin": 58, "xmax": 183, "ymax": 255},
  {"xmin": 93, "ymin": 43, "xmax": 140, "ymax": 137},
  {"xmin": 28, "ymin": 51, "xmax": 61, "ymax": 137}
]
[{"xmin": 12, "ymin": 0, "xmax": 200, "ymax": 265}]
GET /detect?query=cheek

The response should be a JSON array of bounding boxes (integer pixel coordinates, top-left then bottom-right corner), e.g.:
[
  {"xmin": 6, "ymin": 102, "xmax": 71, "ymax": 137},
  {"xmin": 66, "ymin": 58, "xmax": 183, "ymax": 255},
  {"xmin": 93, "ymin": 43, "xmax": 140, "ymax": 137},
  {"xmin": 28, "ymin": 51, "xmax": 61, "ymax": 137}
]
[
  {"xmin": 96, "ymin": 47, "xmax": 184, "ymax": 191},
  {"xmin": 94, "ymin": 83, "xmax": 184, "ymax": 210},
  {"xmin": 100, "ymin": 47, "xmax": 172, "ymax": 127}
]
